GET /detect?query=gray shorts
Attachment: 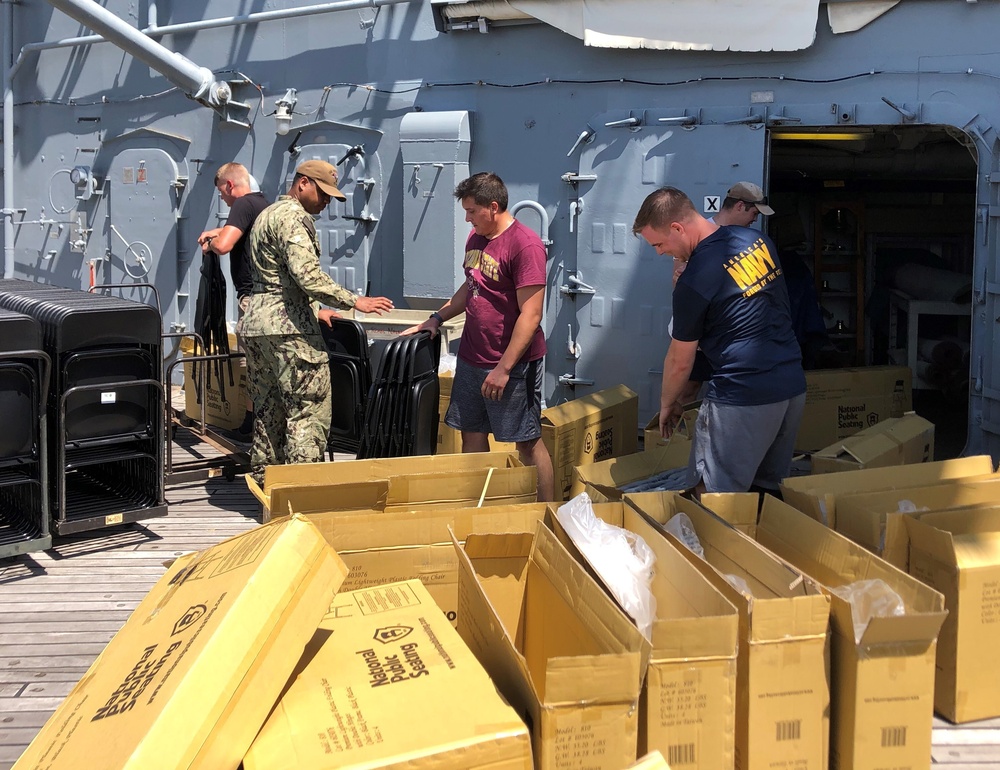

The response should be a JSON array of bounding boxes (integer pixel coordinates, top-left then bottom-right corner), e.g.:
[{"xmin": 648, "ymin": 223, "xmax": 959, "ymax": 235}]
[
  {"xmin": 688, "ymin": 392, "xmax": 806, "ymax": 493},
  {"xmin": 445, "ymin": 357, "xmax": 543, "ymax": 443}
]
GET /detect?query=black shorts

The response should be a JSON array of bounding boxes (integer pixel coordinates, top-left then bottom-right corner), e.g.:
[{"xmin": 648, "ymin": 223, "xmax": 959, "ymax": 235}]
[{"xmin": 444, "ymin": 357, "xmax": 543, "ymax": 443}]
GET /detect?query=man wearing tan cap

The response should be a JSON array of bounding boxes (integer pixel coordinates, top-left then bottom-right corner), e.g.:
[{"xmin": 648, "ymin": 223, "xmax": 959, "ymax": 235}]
[
  {"xmin": 242, "ymin": 159, "xmax": 394, "ymax": 481},
  {"xmin": 675, "ymin": 181, "xmax": 774, "ymax": 286}
]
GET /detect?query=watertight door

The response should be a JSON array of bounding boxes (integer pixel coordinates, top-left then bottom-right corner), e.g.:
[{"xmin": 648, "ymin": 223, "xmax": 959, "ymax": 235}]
[{"xmin": 568, "ymin": 120, "xmax": 767, "ymax": 423}]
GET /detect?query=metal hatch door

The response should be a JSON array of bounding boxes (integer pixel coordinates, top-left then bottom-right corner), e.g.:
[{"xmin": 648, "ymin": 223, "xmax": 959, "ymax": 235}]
[
  {"xmin": 569, "ymin": 121, "xmax": 766, "ymax": 420},
  {"xmin": 104, "ymin": 147, "xmax": 185, "ymax": 313}
]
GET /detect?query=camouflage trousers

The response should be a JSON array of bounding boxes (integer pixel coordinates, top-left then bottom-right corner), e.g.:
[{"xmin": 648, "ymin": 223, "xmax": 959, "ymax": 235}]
[{"xmin": 242, "ymin": 335, "xmax": 331, "ymax": 483}]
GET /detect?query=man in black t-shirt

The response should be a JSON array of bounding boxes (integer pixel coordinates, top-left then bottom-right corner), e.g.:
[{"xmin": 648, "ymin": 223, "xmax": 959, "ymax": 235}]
[
  {"xmin": 198, "ymin": 162, "xmax": 270, "ymax": 435},
  {"xmin": 633, "ymin": 187, "xmax": 806, "ymax": 496}
]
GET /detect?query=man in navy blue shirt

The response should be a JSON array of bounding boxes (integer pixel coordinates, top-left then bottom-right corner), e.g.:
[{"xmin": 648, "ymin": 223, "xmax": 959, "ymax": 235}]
[{"xmin": 633, "ymin": 187, "xmax": 806, "ymax": 496}]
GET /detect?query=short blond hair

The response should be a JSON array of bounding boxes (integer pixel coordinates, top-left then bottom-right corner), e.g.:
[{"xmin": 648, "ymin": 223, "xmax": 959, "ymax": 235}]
[{"xmin": 214, "ymin": 162, "xmax": 249, "ymax": 189}]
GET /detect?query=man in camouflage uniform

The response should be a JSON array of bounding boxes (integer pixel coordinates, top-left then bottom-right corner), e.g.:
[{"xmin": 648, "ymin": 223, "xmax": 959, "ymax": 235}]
[{"xmin": 242, "ymin": 159, "xmax": 394, "ymax": 481}]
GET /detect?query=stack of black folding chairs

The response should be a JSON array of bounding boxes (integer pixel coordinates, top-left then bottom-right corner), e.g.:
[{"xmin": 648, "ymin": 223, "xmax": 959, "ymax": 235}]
[{"xmin": 322, "ymin": 319, "xmax": 440, "ymax": 459}]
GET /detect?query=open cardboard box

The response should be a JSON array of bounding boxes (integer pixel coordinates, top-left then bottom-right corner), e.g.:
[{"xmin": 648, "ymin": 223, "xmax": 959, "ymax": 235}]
[
  {"xmin": 756, "ymin": 496, "xmax": 946, "ymax": 770},
  {"xmin": 883, "ymin": 506, "xmax": 1000, "ymax": 723},
  {"xmin": 834, "ymin": 473, "xmax": 1000, "ymax": 554},
  {"xmin": 243, "ymin": 580, "xmax": 532, "ymax": 770},
  {"xmin": 547, "ymin": 499, "xmax": 739, "ymax": 770},
  {"xmin": 780, "ymin": 455, "xmax": 994, "ymax": 529},
  {"xmin": 299, "ymin": 503, "xmax": 550, "ymax": 625},
  {"xmin": 454, "ymin": 520, "xmax": 650, "ymax": 770},
  {"xmin": 13, "ymin": 517, "xmax": 347, "ymax": 770},
  {"xmin": 247, "ymin": 451, "xmax": 529, "ymax": 517},
  {"xmin": 625, "ymin": 492, "xmax": 831, "ymax": 770},
  {"xmin": 571, "ymin": 440, "xmax": 691, "ymax": 500}
]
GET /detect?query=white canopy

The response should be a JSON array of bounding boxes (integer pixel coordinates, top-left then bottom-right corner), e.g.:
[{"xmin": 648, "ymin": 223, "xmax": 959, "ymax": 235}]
[{"xmin": 437, "ymin": 0, "xmax": 902, "ymax": 52}]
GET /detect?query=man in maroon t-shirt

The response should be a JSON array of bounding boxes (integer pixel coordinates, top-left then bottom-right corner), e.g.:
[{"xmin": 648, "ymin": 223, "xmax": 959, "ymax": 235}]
[{"xmin": 405, "ymin": 172, "xmax": 554, "ymax": 501}]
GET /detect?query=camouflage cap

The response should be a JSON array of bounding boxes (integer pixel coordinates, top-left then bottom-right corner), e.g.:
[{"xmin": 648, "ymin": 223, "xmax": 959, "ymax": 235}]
[{"xmin": 295, "ymin": 159, "xmax": 346, "ymax": 201}]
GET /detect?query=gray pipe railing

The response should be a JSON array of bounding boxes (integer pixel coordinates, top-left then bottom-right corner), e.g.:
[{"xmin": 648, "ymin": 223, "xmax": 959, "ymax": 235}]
[
  {"xmin": 3, "ymin": 0, "xmax": 15, "ymax": 278},
  {"xmin": 44, "ymin": 0, "xmax": 230, "ymax": 106}
]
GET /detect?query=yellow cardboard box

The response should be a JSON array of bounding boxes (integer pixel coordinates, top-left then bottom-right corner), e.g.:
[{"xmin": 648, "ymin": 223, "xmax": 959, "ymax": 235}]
[
  {"xmin": 243, "ymin": 580, "xmax": 532, "ymax": 770},
  {"xmin": 796, "ymin": 366, "xmax": 912, "ymax": 452},
  {"xmin": 13, "ymin": 516, "xmax": 348, "ymax": 770},
  {"xmin": 756, "ymin": 496, "xmax": 946, "ymax": 770},
  {"xmin": 834, "ymin": 473, "xmax": 1000, "ymax": 554},
  {"xmin": 642, "ymin": 402, "xmax": 700, "ymax": 451},
  {"xmin": 700, "ymin": 493, "xmax": 760, "ymax": 538},
  {"xmin": 810, "ymin": 412, "xmax": 935, "ymax": 474},
  {"xmin": 542, "ymin": 384, "xmax": 639, "ymax": 500},
  {"xmin": 626, "ymin": 492, "xmax": 831, "ymax": 770},
  {"xmin": 181, "ymin": 334, "xmax": 246, "ymax": 431},
  {"xmin": 548, "ymin": 501, "xmax": 739, "ymax": 770},
  {"xmin": 780, "ymin": 455, "xmax": 994, "ymax": 530},
  {"xmin": 247, "ymin": 451, "xmax": 528, "ymax": 516},
  {"xmin": 454, "ymin": 521, "xmax": 650, "ymax": 770},
  {"xmin": 626, "ymin": 752, "xmax": 672, "ymax": 769},
  {"xmin": 883, "ymin": 507, "xmax": 1000, "ymax": 723},
  {"xmin": 571, "ymin": 440, "xmax": 692, "ymax": 500},
  {"xmin": 301, "ymin": 503, "xmax": 549, "ymax": 625}
]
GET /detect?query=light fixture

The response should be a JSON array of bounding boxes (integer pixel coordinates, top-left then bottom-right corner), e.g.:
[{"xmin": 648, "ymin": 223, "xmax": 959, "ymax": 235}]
[
  {"xmin": 274, "ymin": 88, "xmax": 297, "ymax": 136},
  {"xmin": 772, "ymin": 131, "xmax": 872, "ymax": 141}
]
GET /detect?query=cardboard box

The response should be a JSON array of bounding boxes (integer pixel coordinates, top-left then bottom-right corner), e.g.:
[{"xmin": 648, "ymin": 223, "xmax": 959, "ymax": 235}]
[
  {"xmin": 270, "ymin": 464, "xmax": 538, "ymax": 520},
  {"xmin": 626, "ymin": 752, "xmax": 671, "ymax": 770},
  {"xmin": 699, "ymin": 493, "xmax": 760, "ymax": 538},
  {"xmin": 302, "ymin": 503, "xmax": 549, "ymax": 624},
  {"xmin": 181, "ymin": 334, "xmax": 246, "ymax": 431},
  {"xmin": 437, "ymin": 370, "xmax": 517, "ymax": 454},
  {"xmin": 454, "ymin": 521, "xmax": 650, "ymax": 770},
  {"xmin": 13, "ymin": 516, "xmax": 348, "ymax": 770},
  {"xmin": 542, "ymin": 384, "xmax": 639, "ymax": 499},
  {"xmin": 780, "ymin": 455, "xmax": 994, "ymax": 530},
  {"xmin": 625, "ymin": 492, "xmax": 831, "ymax": 770},
  {"xmin": 883, "ymin": 507, "xmax": 1000, "ymax": 723},
  {"xmin": 243, "ymin": 580, "xmax": 532, "ymax": 770},
  {"xmin": 756, "ymin": 496, "xmax": 946, "ymax": 770},
  {"xmin": 834, "ymin": 474, "xmax": 1000, "ymax": 554},
  {"xmin": 796, "ymin": 366, "xmax": 912, "ymax": 452},
  {"xmin": 643, "ymin": 402, "xmax": 699, "ymax": 451},
  {"xmin": 349, "ymin": 307, "xmax": 465, "ymax": 358},
  {"xmin": 810, "ymin": 413, "xmax": 935, "ymax": 475},
  {"xmin": 571, "ymin": 440, "xmax": 691, "ymax": 500},
  {"xmin": 247, "ymin": 451, "xmax": 528, "ymax": 516},
  {"xmin": 549, "ymin": 500, "xmax": 739, "ymax": 770}
]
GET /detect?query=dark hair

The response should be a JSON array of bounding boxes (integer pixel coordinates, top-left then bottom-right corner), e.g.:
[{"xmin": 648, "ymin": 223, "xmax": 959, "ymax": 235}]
[
  {"xmin": 454, "ymin": 172, "xmax": 508, "ymax": 211},
  {"xmin": 632, "ymin": 187, "xmax": 697, "ymax": 235},
  {"xmin": 720, "ymin": 195, "xmax": 740, "ymax": 212}
]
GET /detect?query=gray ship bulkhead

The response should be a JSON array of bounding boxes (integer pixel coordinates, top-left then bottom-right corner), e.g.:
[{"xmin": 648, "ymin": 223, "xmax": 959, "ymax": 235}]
[{"xmin": 1, "ymin": 0, "xmax": 994, "ymax": 457}]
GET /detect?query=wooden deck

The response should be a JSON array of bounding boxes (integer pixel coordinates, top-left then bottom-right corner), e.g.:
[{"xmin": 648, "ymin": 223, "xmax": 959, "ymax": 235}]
[{"xmin": 1, "ymin": 436, "xmax": 999, "ymax": 767}]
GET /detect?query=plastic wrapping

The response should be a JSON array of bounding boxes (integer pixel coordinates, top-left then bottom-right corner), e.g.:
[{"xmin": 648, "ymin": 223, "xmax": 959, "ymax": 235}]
[
  {"xmin": 724, "ymin": 573, "xmax": 754, "ymax": 600},
  {"xmin": 664, "ymin": 512, "xmax": 705, "ymax": 559},
  {"xmin": 438, "ymin": 353, "xmax": 457, "ymax": 375},
  {"xmin": 829, "ymin": 578, "xmax": 906, "ymax": 644},
  {"xmin": 556, "ymin": 493, "xmax": 657, "ymax": 640},
  {"xmin": 896, "ymin": 499, "xmax": 929, "ymax": 513}
]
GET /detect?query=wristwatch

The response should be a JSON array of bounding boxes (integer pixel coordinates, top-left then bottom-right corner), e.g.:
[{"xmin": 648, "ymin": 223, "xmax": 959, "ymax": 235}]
[{"xmin": 429, "ymin": 311, "xmax": 444, "ymax": 325}]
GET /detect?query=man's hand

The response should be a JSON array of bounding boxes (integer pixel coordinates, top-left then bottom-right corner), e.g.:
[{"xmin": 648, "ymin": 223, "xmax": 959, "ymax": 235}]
[
  {"xmin": 354, "ymin": 295, "xmax": 395, "ymax": 315},
  {"xmin": 659, "ymin": 401, "xmax": 684, "ymax": 439},
  {"xmin": 318, "ymin": 308, "xmax": 341, "ymax": 327},
  {"xmin": 401, "ymin": 317, "xmax": 439, "ymax": 337},
  {"xmin": 482, "ymin": 366, "xmax": 511, "ymax": 402}
]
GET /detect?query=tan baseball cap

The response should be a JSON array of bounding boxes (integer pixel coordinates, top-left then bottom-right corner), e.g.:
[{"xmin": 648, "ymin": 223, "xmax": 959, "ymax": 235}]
[
  {"xmin": 295, "ymin": 159, "xmax": 347, "ymax": 201},
  {"xmin": 727, "ymin": 181, "xmax": 774, "ymax": 215}
]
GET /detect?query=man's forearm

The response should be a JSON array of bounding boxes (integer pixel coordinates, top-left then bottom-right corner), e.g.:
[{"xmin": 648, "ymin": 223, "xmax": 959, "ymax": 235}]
[{"xmin": 660, "ymin": 347, "xmax": 696, "ymax": 409}]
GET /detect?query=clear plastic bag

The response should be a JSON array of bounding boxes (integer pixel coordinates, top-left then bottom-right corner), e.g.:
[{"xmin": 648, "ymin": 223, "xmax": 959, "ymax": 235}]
[
  {"xmin": 664, "ymin": 512, "xmax": 704, "ymax": 559},
  {"xmin": 556, "ymin": 493, "xmax": 657, "ymax": 640},
  {"xmin": 438, "ymin": 353, "xmax": 457, "ymax": 375},
  {"xmin": 828, "ymin": 578, "xmax": 906, "ymax": 644},
  {"xmin": 723, "ymin": 573, "xmax": 754, "ymax": 600}
]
